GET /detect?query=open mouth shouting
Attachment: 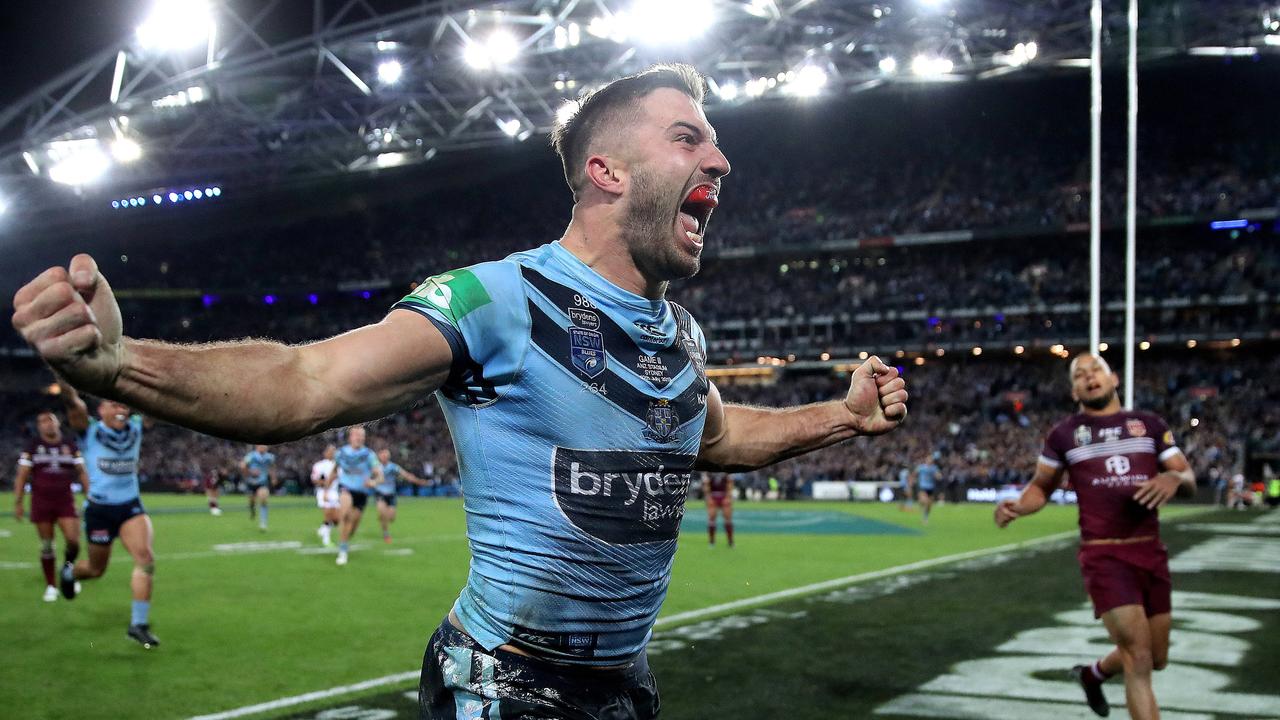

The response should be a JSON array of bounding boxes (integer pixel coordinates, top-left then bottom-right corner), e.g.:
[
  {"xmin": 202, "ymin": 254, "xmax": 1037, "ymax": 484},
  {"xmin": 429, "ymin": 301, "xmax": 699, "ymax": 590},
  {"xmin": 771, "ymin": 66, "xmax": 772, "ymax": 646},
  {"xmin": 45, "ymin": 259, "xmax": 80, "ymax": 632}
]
[{"xmin": 677, "ymin": 184, "xmax": 719, "ymax": 250}]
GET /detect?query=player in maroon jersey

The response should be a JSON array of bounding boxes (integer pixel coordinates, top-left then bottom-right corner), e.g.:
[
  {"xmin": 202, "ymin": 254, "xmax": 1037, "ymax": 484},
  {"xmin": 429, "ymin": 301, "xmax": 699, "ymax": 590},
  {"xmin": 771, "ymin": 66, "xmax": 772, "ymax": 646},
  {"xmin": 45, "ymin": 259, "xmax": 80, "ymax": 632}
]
[
  {"xmin": 702, "ymin": 472, "xmax": 734, "ymax": 547},
  {"xmin": 13, "ymin": 410, "xmax": 90, "ymax": 602},
  {"xmin": 995, "ymin": 354, "xmax": 1195, "ymax": 720}
]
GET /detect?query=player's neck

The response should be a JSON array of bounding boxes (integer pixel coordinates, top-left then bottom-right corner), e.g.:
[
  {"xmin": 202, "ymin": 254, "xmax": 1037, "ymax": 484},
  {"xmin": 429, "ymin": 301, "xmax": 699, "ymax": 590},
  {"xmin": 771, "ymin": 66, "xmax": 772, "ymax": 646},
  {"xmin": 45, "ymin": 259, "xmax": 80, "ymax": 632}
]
[
  {"xmin": 39, "ymin": 432, "xmax": 60, "ymax": 443},
  {"xmin": 1079, "ymin": 398, "xmax": 1123, "ymax": 416},
  {"xmin": 560, "ymin": 212, "xmax": 667, "ymax": 300}
]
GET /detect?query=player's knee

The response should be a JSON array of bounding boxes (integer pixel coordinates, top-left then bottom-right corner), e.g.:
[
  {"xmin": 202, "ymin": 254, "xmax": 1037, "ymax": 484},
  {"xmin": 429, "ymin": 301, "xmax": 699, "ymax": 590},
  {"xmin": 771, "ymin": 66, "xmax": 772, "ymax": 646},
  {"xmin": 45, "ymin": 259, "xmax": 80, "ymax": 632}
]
[
  {"xmin": 40, "ymin": 538, "xmax": 55, "ymax": 555},
  {"xmin": 136, "ymin": 561, "xmax": 156, "ymax": 576},
  {"xmin": 1124, "ymin": 646, "xmax": 1154, "ymax": 675},
  {"xmin": 84, "ymin": 564, "xmax": 106, "ymax": 578},
  {"xmin": 1152, "ymin": 650, "xmax": 1169, "ymax": 671}
]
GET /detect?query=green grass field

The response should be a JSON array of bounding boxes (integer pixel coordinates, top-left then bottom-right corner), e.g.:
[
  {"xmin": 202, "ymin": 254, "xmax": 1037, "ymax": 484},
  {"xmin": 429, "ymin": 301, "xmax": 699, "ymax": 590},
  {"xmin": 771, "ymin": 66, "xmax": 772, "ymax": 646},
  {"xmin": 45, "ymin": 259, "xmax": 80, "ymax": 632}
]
[{"xmin": 3, "ymin": 494, "xmax": 1272, "ymax": 720}]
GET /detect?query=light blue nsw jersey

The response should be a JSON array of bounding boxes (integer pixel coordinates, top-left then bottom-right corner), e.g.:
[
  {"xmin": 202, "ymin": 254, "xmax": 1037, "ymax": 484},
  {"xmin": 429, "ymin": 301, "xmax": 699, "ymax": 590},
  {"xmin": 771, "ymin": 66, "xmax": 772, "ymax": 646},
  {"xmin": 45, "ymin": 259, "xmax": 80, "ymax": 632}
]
[
  {"xmin": 336, "ymin": 445, "xmax": 378, "ymax": 492},
  {"xmin": 393, "ymin": 241, "xmax": 710, "ymax": 665},
  {"xmin": 916, "ymin": 462, "xmax": 941, "ymax": 490},
  {"xmin": 81, "ymin": 416, "xmax": 144, "ymax": 504},
  {"xmin": 242, "ymin": 450, "xmax": 275, "ymax": 485},
  {"xmin": 376, "ymin": 461, "xmax": 402, "ymax": 495}
]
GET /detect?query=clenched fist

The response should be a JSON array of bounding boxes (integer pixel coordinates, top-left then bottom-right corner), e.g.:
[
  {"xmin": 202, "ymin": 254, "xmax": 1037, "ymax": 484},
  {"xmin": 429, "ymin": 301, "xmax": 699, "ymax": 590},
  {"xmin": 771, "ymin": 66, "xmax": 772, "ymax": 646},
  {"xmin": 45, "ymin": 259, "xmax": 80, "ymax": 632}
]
[{"xmin": 11, "ymin": 254, "xmax": 124, "ymax": 395}]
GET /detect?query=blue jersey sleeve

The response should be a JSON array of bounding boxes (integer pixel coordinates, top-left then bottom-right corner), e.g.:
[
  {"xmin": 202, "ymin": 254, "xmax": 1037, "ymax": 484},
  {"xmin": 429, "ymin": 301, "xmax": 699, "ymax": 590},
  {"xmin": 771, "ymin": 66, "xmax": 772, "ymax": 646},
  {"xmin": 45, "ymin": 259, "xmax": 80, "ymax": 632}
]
[{"xmin": 392, "ymin": 261, "xmax": 530, "ymax": 405}]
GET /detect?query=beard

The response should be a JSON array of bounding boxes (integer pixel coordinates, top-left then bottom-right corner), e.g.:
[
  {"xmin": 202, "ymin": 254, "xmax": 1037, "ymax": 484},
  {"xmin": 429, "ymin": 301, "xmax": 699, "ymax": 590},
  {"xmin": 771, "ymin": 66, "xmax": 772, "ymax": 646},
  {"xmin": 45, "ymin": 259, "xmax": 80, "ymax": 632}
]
[
  {"xmin": 1080, "ymin": 390, "xmax": 1117, "ymax": 410},
  {"xmin": 620, "ymin": 165, "xmax": 700, "ymax": 283}
]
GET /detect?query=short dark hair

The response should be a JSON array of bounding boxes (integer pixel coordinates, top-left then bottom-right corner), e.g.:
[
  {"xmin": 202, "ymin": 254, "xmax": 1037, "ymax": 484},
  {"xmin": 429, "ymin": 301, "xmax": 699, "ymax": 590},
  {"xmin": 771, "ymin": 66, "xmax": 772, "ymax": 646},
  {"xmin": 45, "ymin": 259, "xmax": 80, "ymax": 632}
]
[{"xmin": 550, "ymin": 63, "xmax": 706, "ymax": 199}]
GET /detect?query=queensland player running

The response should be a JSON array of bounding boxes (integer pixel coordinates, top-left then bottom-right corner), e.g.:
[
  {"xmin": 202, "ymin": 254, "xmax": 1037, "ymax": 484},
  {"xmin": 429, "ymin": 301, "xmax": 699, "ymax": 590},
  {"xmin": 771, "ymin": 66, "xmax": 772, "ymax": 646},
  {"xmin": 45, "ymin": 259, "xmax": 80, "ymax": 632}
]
[{"xmin": 13, "ymin": 410, "xmax": 89, "ymax": 602}]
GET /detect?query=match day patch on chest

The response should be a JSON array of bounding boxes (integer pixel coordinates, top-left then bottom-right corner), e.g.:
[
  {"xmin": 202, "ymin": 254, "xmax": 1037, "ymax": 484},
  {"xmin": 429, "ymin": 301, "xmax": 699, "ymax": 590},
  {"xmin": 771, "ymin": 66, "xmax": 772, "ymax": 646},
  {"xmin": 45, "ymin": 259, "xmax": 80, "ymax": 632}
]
[{"xmin": 407, "ymin": 269, "xmax": 491, "ymax": 324}]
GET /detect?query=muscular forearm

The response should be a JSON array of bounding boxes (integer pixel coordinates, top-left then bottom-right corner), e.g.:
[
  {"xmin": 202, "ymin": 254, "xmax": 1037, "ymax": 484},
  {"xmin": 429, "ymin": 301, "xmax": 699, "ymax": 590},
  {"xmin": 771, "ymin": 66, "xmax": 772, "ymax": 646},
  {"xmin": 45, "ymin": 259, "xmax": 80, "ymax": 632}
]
[
  {"xmin": 110, "ymin": 338, "xmax": 327, "ymax": 443},
  {"xmin": 697, "ymin": 400, "xmax": 859, "ymax": 472},
  {"xmin": 1013, "ymin": 483, "xmax": 1049, "ymax": 517},
  {"xmin": 1160, "ymin": 467, "xmax": 1196, "ymax": 495}
]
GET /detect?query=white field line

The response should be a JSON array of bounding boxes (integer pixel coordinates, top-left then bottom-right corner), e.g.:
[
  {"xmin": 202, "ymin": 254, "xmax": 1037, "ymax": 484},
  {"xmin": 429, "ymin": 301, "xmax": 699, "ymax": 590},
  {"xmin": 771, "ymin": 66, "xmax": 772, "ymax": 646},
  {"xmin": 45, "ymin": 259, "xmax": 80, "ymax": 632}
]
[{"xmin": 186, "ymin": 529, "xmax": 1080, "ymax": 720}]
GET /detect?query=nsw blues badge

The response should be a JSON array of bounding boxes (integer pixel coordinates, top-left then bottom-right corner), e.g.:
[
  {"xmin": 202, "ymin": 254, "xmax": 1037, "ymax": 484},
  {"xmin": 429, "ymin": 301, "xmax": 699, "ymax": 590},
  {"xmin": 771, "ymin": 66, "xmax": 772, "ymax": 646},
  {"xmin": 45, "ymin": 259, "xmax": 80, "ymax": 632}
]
[{"xmin": 569, "ymin": 327, "xmax": 606, "ymax": 379}]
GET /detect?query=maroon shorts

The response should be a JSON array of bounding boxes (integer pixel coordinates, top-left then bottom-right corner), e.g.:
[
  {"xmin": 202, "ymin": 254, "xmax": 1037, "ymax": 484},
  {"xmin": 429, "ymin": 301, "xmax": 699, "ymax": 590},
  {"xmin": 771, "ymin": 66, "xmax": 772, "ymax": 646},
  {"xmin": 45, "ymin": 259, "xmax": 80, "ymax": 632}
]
[
  {"xmin": 30, "ymin": 492, "xmax": 77, "ymax": 524},
  {"xmin": 707, "ymin": 493, "xmax": 731, "ymax": 509},
  {"xmin": 1078, "ymin": 540, "xmax": 1172, "ymax": 618}
]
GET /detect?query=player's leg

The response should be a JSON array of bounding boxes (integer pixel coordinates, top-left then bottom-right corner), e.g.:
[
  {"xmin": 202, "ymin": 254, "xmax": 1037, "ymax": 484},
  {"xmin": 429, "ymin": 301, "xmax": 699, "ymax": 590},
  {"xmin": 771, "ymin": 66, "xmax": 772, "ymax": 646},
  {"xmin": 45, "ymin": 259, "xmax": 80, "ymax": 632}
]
[
  {"xmin": 336, "ymin": 489, "xmax": 361, "ymax": 565},
  {"xmin": 56, "ymin": 513, "xmax": 81, "ymax": 573},
  {"xmin": 917, "ymin": 489, "xmax": 932, "ymax": 523},
  {"xmin": 1101, "ymin": 604, "xmax": 1158, "ymax": 720},
  {"xmin": 35, "ymin": 520, "xmax": 58, "ymax": 600},
  {"xmin": 118, "ymin": 513, "xmax": 160, "ymax": 648},
  {"xmin": 723, "ymin": 500, "xmax": 734, "ymax": 547},
  {"xmin": 256, "ymin": 485, "xmax": 269, "ymax": 530},
  {"xmin": 1148, "ymin": 613, "xmax": 1171, "ymax": 672},
  {"xmin": 706, "ymin": 499, "xmax": 717, "ymax": 545},
  {"xmin": 378, "ymin": 496, "xmax": 396, "ymax": 542}
]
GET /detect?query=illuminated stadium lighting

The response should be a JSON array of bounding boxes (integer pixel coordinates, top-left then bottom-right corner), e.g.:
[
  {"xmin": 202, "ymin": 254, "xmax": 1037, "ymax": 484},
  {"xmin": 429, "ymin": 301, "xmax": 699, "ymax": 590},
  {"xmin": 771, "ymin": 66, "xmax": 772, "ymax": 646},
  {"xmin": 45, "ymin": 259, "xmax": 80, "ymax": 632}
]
[
  {"xmin": 111, "ymin": 138, "xmax": 142, "ymax": 163},
  {"xmin": 193, "ymin": 189, "xmax": 203, "ymax": 198},
  {"xmin": 47, "ymin": 141, "xmax": 110, "ymax": 186},
  {"xmin": 152, "ymin": 86, "xmax": 208, "ymax": 109},
  {"xmin": 878, "ymin": 56, "xmax": 898, "ymax": 74},
  {"xmin": 554, "ymin": 24, "xmax": 581, "ymax": 49},
  {"xmin": 911, "ymin": 55, "xmax": 954, "ymax": 77},
  {"xmin": 972, "ymin": 347, "xmax": 983, "ymax": 356},
  {"xmin": 375, "ymin": 152, "xmax": 407, "ymax": 168},
  {"xmin": 914, "ymin": 357, "xmax": 925, "ymax": 366},
  {"xmin": 1186, "ymin": 339, "xmax": 1197, "ymax": 348},
  {"xmin": 376, "ymin": 60, "xmax": 403, "ymax": 84},
  {"xmin": 1231, "ymin": 338, "xmax": 1242, "ymax": 347},
  {"xmin": 137, "ymin": 0, "xmax": 214, "ymax": 52},
  {"xmin": 1190, "ymin": 418, "xmax": 1200, "ymax": 428},
  {"xmin": 1014, "ymin": 345, "xmax": 1025, "ymax": 355},
  {"xmin": 1139, "ymin": 341, "xmax": 1151, "ymax": 350},
  {"xmin": 1209, "ymin": 219, "xmax": 1248, "ymax": 230},
  {"xmin": 153, "ymin": 194, "xmax": 162, "ymax": 203},
  {"xmin": 1098, "ymin": 341, "xmax": 1109, "ymax": 352},
  {"xmin": 717, "ymin": 82, "xmax": 739, "ymax": 101},
  {"xmin": 1265, "ymin": 35, "xmax": 1280, "ymax": 46},
  {"xmin": 496, "ymin": 118, "xmax": 522, "ymax": 137},
  {"xmin": 263, "ymin": 295, "xmax": 276, "ymax": 305},
  {"xmin": 786, "ymin": 65, "xmax": 828, "ymax": 97},
  {"xmin": 210, "ymin": 186, "xmax": 221, "ymax": 196},
  {"xmin": 465, "ymin": 31, "xmax": 520, "ymax": 70},
  {"xmin": 858, "ymin": 351, "xmax": 869, "ymax": 360},
  {"xmin": 555, "ymin": 101, "xmax": 578, "ymax": 127},
  {"xmin": 112, "ymin": 200, "xmax": 120, "ymax": 209},
  {"xmin": 376, "ymin": 40, "xmax": 398, "ymax": 52},
  {"xmin": 183, "ymin": 190, "xmax": 194, "ymax": 200},
  {"xmin": 820, "ymin": 352, "xmax": 830, "ymax": 361},
  {"xmin": 1187, "ymin": 46, "xmax": 1258, "ymax": 57},
  {"xmin": 1001, "ymin": 41, "xmax": 1039, "ymax": 67},
  {"xmin": 22, "ymin": 151, "xmax": 40, "ymax": 175},
  {"xmin": 935, "ymin": 348, "xmax": 945, "ymax": 357},
  {"xmin": 744, "ymin": 77, "xmax": 768, "ymax": 97},
  {"xmin": 626, "ymin": 0, "xmax": 716, "ymax": 46},
  {"xmin": 308, "ymin": 294, "xmax": 319, "ymax": 305},
  {"xmin": 1050, "ymin": 344, "xmax": 1065, "ymax": 354},
  {"xmin": 919, "ymin": 0, "xmax": 948, "ymax": 9},
  {"xmin": 169, "ymin": 192, "xmax": 180, "ymax": 202}
]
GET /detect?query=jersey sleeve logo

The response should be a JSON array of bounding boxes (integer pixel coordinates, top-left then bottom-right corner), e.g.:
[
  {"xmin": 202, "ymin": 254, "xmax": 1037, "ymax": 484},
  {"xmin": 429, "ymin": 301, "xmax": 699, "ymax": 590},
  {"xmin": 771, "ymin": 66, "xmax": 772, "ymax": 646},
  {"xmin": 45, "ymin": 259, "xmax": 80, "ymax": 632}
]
[
  {"xmin": 406, "ymin": 268, "xmax": 492, "ymax": 324},
  {"xmin": 1125, "ymin": 419, "xmax": 1147, "ymax": 437}
]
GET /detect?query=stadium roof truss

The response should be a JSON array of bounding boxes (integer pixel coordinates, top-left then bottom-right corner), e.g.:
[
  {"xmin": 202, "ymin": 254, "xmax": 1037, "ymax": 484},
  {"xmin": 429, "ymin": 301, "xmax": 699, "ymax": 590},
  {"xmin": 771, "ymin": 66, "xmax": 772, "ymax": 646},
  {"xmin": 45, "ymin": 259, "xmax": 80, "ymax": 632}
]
[{"xmin": 0, "ymin": 0, "xmax": 1271, "ymax": 224}]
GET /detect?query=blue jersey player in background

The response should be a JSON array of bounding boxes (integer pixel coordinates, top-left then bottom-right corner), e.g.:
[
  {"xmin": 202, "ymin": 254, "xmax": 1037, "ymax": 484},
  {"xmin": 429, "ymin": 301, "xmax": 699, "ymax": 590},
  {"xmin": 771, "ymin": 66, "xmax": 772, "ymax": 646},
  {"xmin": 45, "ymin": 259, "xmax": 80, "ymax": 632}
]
[
  {"xmin": 14, "ymin": 64, "xmax": 909, "ymax": 718},
  {"xmin": 333, "ymin": 426, "xmax": 382, "ymax": 565},
  {"xmin": 56, "ymin": 382, "xmax": 160, "ymax": 649},
  {"xmin": 240, "ymin": 444, "xmax": 277, "ymax": 531},
  {"xmin": 375, "ymin": 447, "xmax": 429, "ymax": 543},
  {"xmin": 913, "ymin": 456, "xmax": 943, "ymax": 525}
]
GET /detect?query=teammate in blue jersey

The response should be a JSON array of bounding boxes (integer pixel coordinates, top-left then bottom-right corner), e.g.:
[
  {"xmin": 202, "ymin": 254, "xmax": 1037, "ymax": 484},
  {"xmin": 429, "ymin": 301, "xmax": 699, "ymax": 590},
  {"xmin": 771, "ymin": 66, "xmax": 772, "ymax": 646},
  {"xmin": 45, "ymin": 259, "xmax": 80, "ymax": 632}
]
[
  {"xmin": 240, "ymin": 444, "xmax": 277, "ymax": 531},
  {"xmin": 912, "ymin": 456, "xmax": 943, "ymax": 524},
  {"xmin": 54, "ymin": 382, "xmax": 161, "ymax": 649},
  {"xmin": 333, "ymin": 426, "xmax": 383, "ymax": 565},
  {"xmin": 374, "ymin": 448, "xmax": 429, "ymax": 543},
  {"xmin": 14, "ymin": 64, "xmax": 909, "ymax": 718}
]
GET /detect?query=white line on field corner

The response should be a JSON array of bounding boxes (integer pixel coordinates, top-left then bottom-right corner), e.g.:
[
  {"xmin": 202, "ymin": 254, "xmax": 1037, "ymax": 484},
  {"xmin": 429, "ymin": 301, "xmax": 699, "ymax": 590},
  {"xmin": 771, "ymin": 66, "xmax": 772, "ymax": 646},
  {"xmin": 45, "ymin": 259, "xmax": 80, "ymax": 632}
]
[{"xmin": 186, "ymin": 528, "xmax": 1084, "ymax": 720}]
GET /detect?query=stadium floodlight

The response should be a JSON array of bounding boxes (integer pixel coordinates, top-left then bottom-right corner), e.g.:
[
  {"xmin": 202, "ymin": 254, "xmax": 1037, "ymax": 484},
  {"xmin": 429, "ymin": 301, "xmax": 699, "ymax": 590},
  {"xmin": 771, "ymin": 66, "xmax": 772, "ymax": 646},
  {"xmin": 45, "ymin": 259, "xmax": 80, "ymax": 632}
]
[
  {"xmin": 376, "ymin": 40, "xmax": 398, "ymax": 52},
  {"xmin": 169, "ymin": 192, "xmax": 180, "ymax": 202},
  {"xmin": 496, "ymin": 118, "xmax": 522, "ymax": 137},
  {"xmin": 22, "ymin": 151, "xmax": 40, "ymax": 175},
  {"xmin": 376, "ymin": 60, "xmax": 403, "ymax": 85},
  {"xmin": 911, "ymin": 55, "xmax": 954, "ymax": 77},
  {"xmin": 919, "ymin": 0, "xmax": 948, "ymax": 10},
  {"xmin": 1014, "ymin": 345, "xmax": 1025, "ymax": 355},
  {"xmin": 1098, "ymin": 341, "xmax": 1109, "ymax": 351},
  {"xmin": 718, "ymin": 82, "xmax": 739, "ymax": 101},
  {"xmin": 111, "ymin": 138, "xmax": 143, "ymax": 163},
  {"xmin": 744, "ymin": 77, "xmax": 768, "ymax": 97},
  {"xmin": 153, "ymin": 194, "xmax": 162, "ymax": 203},
  {"xmin": 787, "ymin": 65, "xmax": 828, "ymax": 97},
  {"xmin": 1139, "ymin": 341, "xmax": 1151, "ymax": 350},
  {"xmin": 48, "ymin": 142, "xmax": 111, "ymax": 186},
  {"xmin": 136, "ymin": 0, "xmax": 215, "ymax": 52},
  {"xmin": 210, "ymin": 186, "xmax": 221, "ymax": 196},
  {"xmin": 193, "ymin": 189, "xmax": 203, "ymax": 198},
  {"xmin": 464, "ymin": 30, "xmax": 520, "ymax": 70},
  {"xmin": 744, "ymin": 0, "xmax": 777, "ymax": 19},
  {"xmin": 628, "ymin": 0, "xmax": 715, "ymax": 46},
  {"xmin": 878, "ymin": 56, "xmax": 898, "ymax": 74},
  {"xmin": 375, "ymin": 152, "xmax": 407, "ymax": 168},
  {"xmin": 183, "ymin": 190, "xmax": 193, "ymax": 200}
]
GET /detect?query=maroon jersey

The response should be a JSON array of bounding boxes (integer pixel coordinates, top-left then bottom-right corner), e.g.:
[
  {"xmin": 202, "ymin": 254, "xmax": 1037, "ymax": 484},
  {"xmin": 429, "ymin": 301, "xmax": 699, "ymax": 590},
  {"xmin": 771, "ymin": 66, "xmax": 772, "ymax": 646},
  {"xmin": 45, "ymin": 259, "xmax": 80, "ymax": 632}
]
[
  {"xmin": 1040, "ymin": 410, "xmax": 1180, "ymax": 542},
  {"xmin": 18, "ymin": 436, "xmax": 83, "ymax": 500},
  {"xmin": 706, "ymin": 474, "xmax": 731, "ymax": 499}
]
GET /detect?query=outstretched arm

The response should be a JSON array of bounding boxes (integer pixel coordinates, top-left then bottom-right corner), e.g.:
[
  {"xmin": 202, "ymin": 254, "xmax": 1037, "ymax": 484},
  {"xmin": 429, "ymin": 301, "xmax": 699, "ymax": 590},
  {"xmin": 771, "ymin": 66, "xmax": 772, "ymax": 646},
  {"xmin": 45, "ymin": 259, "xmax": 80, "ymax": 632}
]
[
  {"xmin": 696, "ymin": 355, "xmax": 907, "ymax": 472},
  {"xmin": 13, "ymin": 255, "xmax": 453, "ymax": 443},
  {"xmin": 994, "ymin": 462, "xmax": 1065, "ymax": 528},
  {"xmin": 57, "ymin": 380, "xmax": 90, "ymax": 433}
]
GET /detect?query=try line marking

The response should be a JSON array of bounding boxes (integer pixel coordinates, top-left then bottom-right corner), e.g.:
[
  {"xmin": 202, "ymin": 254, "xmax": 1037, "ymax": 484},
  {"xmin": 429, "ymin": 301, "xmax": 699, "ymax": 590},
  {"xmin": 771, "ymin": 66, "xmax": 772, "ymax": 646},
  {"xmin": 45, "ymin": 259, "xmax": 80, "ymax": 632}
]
[{"xmin": 188, "ymin": 529, "xmax": 1079, "ymax": 720}]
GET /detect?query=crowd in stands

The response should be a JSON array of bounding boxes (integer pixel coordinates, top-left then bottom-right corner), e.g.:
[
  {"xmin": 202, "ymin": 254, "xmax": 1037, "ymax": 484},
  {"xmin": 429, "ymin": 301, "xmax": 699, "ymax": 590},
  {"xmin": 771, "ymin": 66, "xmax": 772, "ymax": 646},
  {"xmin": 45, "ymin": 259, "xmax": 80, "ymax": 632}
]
[{"xmin": 3, "ymin": 352, "xmax": 1273, "ymax": 502}]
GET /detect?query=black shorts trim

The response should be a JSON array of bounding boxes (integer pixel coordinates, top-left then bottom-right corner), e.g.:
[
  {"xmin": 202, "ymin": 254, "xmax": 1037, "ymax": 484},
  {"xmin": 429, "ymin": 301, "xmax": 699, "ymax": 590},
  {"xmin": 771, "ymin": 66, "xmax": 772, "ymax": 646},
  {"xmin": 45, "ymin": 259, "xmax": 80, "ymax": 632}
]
[
  {"xmin": 84, "ymin": 499, "xmax": 146, "ymax": 545},
  {"xmin": 344, "ymin": 488, "xmax": 369, "ymax": 511},
  {"xmin": 377, "ymin": 492, "xmax": 397, "ymax": 507}
]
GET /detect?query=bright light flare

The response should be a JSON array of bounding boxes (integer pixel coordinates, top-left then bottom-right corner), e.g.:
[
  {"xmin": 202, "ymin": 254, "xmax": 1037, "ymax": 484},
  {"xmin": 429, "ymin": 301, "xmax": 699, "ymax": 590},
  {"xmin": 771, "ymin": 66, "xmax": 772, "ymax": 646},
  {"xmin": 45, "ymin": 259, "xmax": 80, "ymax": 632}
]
[
  {"xmin": 48, "ymin": 141, "xmax": 111, "ymax": 186},
  {"xmin": 555, "ymin": 101, "xmax": 579, "ymax": 127},
  {"xmin": 630, "ymin": 0, "xmax": 715, "ymax": 45},
  {"xmin": 112, "ymin": 138, "xmax": 143, "ymax": 163},
  {"xmin": 911, "ymin": 54, "xmax": 954, "ymax": 76},
  {"xmin": 786, "ymin": 65, "xmax": 828, "ymax": 97},
  {"xmin": 465, "ymin": 30, "xmax": 520, "ymax": 70},
  {"xmin": 376, "ymin": 60, "xmax": 403, "ymax": 84},
  {"xmin": 137, "ymin": 0, "xmax": 214, "ymax": 51},
  {"xmin": 878, "ymin": 56, "xmax": 897, "ymax": 73}
]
